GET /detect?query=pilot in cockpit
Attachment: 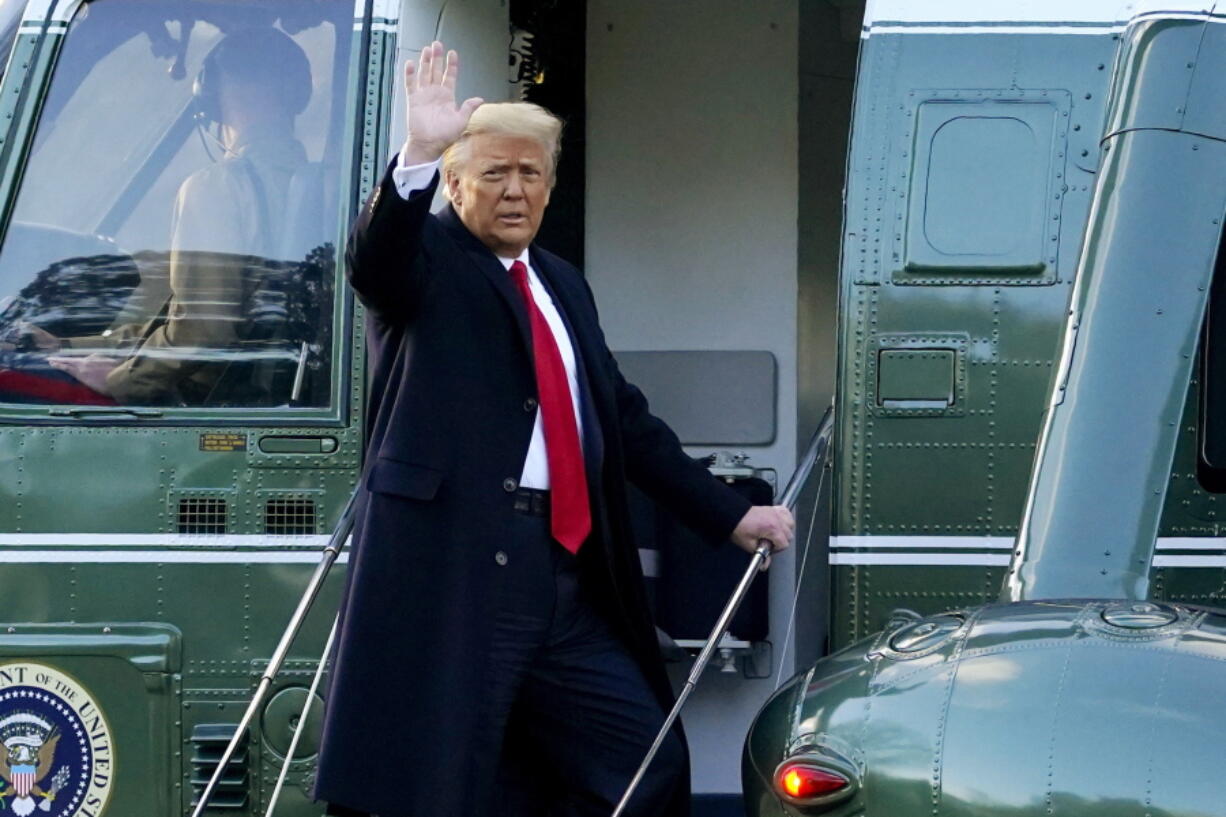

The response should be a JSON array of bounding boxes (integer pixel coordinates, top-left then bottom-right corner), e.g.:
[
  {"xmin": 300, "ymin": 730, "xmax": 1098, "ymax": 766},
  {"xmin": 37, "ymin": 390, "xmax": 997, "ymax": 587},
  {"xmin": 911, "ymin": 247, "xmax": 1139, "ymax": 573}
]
[{"xmin": 20, "ymin": 26, "xmax": 313, "ymax": 406}]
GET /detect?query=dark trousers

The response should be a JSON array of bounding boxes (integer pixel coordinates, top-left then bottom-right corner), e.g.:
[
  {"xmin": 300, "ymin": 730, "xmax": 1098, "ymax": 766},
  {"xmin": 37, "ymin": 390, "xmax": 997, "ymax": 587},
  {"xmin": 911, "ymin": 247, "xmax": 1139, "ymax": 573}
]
[{"xmin": 328, "ymin": 506, "xmax": 684, "ymax": 817}]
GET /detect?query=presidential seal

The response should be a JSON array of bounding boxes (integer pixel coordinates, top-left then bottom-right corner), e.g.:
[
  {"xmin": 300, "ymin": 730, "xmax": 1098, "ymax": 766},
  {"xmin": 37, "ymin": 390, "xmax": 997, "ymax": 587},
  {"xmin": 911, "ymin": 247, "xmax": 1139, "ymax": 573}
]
[{"xmin": 0, "ymin": 663, "xmax": 114, "ymax": 817}]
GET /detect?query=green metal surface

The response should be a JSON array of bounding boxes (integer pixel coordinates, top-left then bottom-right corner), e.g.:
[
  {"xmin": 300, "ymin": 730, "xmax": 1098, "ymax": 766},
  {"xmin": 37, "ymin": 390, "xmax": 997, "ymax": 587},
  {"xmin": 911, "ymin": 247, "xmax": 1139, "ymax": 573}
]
[
  {"xmin": 1005, "ymin": 16, "xmax": 1226, "ymax": 602},
  {"xmin": 748, "ymin": 11, "xmax": 1226, "ymax": 817},
  {"xmin": 825, "ymin": 18, "xmax": 1226, "ymax": 640},
  {"xmin": 0, "ymin": 624, "xmax": 180, "ymax": 815},
  {"xmin": 0, "ymin": 26, "xmax": 66, "ymax": 247},
  {"xmin": 830, "ymin": 25, "xmax": 1118, "ymax": 642},
  {"xmin": 876, "ymin": 349, "xmax": 955, "ymax": 407},
  {"xmin": 0, "ymin": 2, "xmax": 385, "ymax": 815},
  {"xmin": 830, "ymin": 15, "xmax": 1226, "ymax": 641},
  {"xmin": 746, "ymin": 601, "xmax": 1226, "ymax": 817},
  {"xmin": 1005, "ymin": 128, "xmax": 1226, "ymax": 600}
]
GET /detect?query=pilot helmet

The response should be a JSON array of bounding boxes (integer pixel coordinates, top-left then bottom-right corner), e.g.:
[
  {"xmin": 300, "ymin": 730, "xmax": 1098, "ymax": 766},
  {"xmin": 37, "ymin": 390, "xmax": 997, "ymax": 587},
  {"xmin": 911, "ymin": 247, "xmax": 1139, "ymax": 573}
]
[{"xmin": 192, "ymin": 27, "xmax": 312, "ymax": 124}]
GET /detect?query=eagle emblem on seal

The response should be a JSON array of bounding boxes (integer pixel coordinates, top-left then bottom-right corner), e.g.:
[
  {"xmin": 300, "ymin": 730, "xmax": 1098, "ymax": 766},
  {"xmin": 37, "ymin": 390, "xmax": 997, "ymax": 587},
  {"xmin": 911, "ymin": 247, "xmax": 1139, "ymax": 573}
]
[{"xmin": 0, "ymin": 713, "xmax": 69, "ymax": 816}]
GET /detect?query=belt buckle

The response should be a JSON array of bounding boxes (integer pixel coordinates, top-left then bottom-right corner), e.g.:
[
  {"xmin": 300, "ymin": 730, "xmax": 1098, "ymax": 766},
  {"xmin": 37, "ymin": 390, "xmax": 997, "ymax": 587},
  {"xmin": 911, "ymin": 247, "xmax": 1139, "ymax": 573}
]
[{"xmin": 513, "ymin": 491, "xmax": 532, "ymax": 513}]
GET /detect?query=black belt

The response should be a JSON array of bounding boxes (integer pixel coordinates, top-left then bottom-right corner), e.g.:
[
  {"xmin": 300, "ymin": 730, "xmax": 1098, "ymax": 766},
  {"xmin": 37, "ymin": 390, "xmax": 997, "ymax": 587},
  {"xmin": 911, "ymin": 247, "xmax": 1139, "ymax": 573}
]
[{"xmin": 513, "ymin": 487, "xmax": 550, "ymax": 516}]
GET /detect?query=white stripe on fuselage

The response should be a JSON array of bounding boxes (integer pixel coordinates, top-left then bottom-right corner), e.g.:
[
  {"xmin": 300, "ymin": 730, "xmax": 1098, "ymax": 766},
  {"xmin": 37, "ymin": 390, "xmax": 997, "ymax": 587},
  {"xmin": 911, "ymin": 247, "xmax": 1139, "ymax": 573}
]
[
  {"xmin": 829, "ymin": 552, "xmax": 1011, "ymax": 566},
  {"xmin": 832, "ymin": 535, "xmax": 1014, "ymax": 550},
  {"xmin": 0, "ymin": 534, "xmax": 1222, "ymax": 566},
  {"xmin": 829, "ymin": 535, "xmax": 1226, "ymax": 566},
  {"xmin": 0, "ymin": 550, "xmax": 348, "ymax": 564},
  {"xmin": 865, "ymin": 24, "xmax": 1124, "ymax": 35},
  {"xmin": 0, "ymin": 533, "xmax": 335, "ymax": 547},
  {"xmin": 0, "ymin": 533, "xmax": 347, "ymax": 562}
]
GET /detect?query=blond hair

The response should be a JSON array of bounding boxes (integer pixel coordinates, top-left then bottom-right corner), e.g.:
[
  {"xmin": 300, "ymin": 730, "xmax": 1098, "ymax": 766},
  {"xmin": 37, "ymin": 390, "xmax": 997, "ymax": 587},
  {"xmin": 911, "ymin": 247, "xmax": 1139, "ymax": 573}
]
[{"xmin": 441, "ymin": 102, "xmax": 563, "ymax": 201}]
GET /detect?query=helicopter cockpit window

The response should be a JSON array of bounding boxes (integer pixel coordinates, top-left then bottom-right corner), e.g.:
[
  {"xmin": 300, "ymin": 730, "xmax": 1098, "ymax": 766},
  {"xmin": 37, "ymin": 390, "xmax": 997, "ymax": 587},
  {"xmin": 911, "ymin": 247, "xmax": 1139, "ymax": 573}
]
[
  {"xmin": 0, "ymin": 0, "xmax": 22, "ymax": 81},
  {"xmin": 0, "ymin": 0, "xmax": 352, "ymax": 410}
]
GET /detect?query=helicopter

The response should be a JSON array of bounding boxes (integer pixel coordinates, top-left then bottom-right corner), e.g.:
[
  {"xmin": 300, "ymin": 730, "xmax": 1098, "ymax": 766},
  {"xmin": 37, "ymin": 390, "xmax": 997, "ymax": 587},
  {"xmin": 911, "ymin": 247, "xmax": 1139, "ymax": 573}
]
[
  {"xmin": 2, "ymin": 0, "xmax": 1220, "ymax": 815},
  {"xmin": 742, "ymin": 1, "xmax": 1226, "ymax": 815}
]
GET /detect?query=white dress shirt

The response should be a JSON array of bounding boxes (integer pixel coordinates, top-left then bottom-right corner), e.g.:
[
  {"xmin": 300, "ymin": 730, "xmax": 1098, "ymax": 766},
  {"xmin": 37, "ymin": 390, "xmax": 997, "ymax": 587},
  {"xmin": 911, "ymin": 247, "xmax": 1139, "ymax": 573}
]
[{"xmin": 391, "ymin": 155, "xmax": 584, "ymax": 490}]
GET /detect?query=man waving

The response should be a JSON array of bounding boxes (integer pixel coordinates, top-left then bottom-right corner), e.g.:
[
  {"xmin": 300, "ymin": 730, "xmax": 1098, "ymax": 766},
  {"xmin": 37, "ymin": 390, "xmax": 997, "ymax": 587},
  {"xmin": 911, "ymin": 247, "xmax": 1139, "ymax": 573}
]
[{"xmin": 316, "ymin": 41, "xmax": 794, "ymax": 817}]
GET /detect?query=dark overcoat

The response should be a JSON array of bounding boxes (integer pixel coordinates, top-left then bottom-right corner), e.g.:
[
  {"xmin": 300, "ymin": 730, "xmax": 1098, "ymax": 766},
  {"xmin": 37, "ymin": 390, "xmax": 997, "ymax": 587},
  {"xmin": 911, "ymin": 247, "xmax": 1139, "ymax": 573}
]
[{"xmin": 314, "ymin": 161, "xmax": 751, "ymax": 817}]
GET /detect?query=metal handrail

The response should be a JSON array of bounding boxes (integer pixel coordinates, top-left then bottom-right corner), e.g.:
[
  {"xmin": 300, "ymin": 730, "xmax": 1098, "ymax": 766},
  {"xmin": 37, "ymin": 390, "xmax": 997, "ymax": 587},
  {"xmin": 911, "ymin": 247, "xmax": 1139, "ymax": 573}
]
[
  {"xmin": 197, "ymin": 405, "xmax": 837, "ymax": 817},
  {"xmin": 779, "ymin": 405, "xmax": 834, "ymax": 510},
  {"xmin": 611, "ymin": 404, "xmax": 834, "ymax": 817},
  {"xmin": 189, "ymin": 487, "xmax": 358, "ymax": 817}
]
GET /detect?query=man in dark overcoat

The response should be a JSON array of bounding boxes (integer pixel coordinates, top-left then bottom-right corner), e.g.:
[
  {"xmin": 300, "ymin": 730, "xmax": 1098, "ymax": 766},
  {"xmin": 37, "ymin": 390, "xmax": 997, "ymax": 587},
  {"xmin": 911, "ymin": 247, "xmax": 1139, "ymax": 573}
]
[{"xmin": 315, "ymin": 41, "xmax": 795, "ymax": 817}]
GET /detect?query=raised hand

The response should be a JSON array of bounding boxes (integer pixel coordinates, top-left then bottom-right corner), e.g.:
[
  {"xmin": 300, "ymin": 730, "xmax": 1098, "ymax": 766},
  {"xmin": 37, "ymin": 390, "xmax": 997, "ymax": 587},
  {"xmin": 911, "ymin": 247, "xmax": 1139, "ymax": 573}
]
[{"xmin": 401, "ymin": 41, "xmax": 484, "ymax": 165}]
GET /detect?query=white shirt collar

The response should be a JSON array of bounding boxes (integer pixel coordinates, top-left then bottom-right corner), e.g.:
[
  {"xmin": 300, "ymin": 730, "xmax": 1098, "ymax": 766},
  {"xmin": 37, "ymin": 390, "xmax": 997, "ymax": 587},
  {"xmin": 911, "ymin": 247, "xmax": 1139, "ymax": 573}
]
[{"xmin": 496, "ymin": 248, "xmax": 532, "ymax": 272}]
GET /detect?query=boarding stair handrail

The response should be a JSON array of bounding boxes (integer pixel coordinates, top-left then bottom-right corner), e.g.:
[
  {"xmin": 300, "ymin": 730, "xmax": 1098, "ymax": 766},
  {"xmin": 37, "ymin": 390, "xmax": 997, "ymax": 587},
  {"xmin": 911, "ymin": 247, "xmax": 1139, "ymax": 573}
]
[
  {"xmin": 189, "ymin": 488, "xmax": 358, "ymax": 817},
  {"xmin": 611, "ymin": 403, "xmax": 835, "ymax": 817}
]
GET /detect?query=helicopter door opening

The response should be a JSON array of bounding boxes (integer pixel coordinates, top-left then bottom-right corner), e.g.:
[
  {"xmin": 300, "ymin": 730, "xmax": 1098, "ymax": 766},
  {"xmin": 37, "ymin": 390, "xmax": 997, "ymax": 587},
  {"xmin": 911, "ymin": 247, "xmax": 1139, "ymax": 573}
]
[{"xmin": 1197, "ymin": 218, "xmax": 1226, "ymax": 491}]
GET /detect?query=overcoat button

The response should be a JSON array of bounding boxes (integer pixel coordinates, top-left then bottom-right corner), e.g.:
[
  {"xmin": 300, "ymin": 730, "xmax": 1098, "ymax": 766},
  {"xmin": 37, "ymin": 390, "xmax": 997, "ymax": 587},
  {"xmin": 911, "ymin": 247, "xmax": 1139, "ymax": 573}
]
[
  {"xmin": 503, "ymin": 478, "xmax": 518, "ymax": 492},
  {"xmin": 495, "ymin": 551, "xmax": 508, "ymax": 566},
  {"xmin": 523, "ymin": 397, "xmax": 538, "ymax": 412}
]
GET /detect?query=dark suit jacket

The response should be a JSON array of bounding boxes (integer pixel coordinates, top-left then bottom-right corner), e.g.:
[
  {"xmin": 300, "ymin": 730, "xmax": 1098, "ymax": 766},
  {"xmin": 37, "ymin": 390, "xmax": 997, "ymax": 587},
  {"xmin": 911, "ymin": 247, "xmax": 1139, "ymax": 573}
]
[{"xmin": 314, "ymin": 160, "xmax": 752, "ymax": 817}]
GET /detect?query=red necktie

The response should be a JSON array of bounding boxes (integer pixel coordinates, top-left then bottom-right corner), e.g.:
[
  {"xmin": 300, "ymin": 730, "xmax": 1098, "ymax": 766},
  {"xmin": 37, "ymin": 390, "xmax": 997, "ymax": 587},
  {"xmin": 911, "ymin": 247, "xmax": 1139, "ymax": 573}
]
[{"xmin": 509, "ymin": 260, "xmax": 591, "ymax": 553}]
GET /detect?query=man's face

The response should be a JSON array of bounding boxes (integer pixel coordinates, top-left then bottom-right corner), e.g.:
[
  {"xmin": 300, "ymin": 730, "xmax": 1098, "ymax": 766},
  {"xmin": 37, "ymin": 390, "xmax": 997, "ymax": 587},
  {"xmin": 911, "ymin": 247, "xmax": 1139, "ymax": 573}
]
[
  {"xmin": 218, "ymin": 74, "xmax": 287, "ymax": 131},
  {"xmin": 448, "ymin": 133, "xmax": 552, "ymax": 258}
]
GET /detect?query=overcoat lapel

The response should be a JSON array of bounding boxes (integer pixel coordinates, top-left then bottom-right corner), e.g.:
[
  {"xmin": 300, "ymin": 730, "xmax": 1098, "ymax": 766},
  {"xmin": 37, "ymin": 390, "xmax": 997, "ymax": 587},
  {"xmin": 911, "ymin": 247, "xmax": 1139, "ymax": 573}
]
[
  {"xmin": 436, "ymin": 206, "xmax": 533, "ymax": 355},
  {"xmin": 530, "ymin": 252, "xmax": 678, "ymax": 720},
  {"xmin": 529, "ymin": 249, "xmax": 616, "ymax": 420}
]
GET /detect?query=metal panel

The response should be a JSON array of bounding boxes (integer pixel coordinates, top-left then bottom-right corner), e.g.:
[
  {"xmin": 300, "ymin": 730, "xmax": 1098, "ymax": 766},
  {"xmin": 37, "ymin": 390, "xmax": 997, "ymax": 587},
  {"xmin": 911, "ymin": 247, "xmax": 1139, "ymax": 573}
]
[
  {"xmin": 832, "ymin": 27, "xmax": 1118, "ymax": 645},
  {"xmin": 613, "ymin": 350, "xmax": 777, "ymax": 445},
  {"xmin": 898, "ymin": 90, "xmax": 1069, "ymax": 284},
  {"xmin": 877, "ymin": 349, "xmax": 955, "ymax": 406},
  {"xmin": 1182, "ymin": 20, "xmax": 1226, "ymax": 140},
  {"xmin": 1004, "ymin": 130, "xmax": 1226, "ymax": 601},
  {"xmin": 0, "ymin": 625, "xmax": 180, "ymax": 816},
  {"xmin": 869, "ymin": 333, "xmax": 968, "ymax": 416},
  {"xmin": 1105, "ymin": 17, "xmax": 1205, "ymax": 136}
]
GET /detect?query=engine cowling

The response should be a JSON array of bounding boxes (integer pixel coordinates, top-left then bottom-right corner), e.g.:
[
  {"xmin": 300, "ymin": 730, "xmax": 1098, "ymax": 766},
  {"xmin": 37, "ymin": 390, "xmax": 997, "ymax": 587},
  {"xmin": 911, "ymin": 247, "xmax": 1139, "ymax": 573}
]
[{"xmin": 744, "ymin": 600, "xmax": 1226, "ymax": 817}]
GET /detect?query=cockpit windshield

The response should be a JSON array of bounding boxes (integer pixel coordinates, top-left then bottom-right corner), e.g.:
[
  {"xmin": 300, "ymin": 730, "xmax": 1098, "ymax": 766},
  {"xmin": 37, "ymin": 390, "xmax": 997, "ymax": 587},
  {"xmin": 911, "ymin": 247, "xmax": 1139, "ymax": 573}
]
[
  {"xmin": 0, "ymin": 0, "xmax": 21, "ymax": 79},
  {"xmin": 0, "ymin": 0, "xmax": 352, "ymax": 411}
]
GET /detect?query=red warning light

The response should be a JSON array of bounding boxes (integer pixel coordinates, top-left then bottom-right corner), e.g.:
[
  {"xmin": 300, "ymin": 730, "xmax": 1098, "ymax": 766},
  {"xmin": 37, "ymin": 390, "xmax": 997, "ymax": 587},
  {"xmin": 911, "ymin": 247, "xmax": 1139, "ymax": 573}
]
[{"xmin": 776, "ymin": 762, "xmax": 849, "ymax": 801}]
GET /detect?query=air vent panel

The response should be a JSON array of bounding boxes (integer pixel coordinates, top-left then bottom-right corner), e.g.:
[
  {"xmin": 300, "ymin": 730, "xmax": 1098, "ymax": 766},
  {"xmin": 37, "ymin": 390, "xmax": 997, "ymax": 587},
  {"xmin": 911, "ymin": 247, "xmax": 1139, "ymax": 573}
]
[
  {"xmin": 178, "ymin": 498, "xmax": 228, "ymax": 535},
  {"xmin": 189, "ymin": 723, "xmax": 248, "ymax": 810},
  {"xmin": 265, "ymin": 499, "xmax": 317, "ymax": 535}
]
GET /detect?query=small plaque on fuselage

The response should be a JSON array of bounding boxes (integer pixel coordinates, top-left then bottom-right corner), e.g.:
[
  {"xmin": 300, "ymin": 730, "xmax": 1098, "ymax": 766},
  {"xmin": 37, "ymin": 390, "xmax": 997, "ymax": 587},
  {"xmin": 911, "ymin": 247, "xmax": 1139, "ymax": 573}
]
[{"xmin": 199, "ymin": 433, "xmax": 248, "ymax": 453}]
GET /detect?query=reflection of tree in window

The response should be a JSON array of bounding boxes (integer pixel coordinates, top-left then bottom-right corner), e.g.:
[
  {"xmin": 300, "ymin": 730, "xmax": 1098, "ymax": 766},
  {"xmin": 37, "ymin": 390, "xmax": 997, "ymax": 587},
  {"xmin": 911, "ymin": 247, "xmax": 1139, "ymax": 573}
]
[
  {"xmin": 48, "ymin": 27, "xmax": 313, "ymax": 403},
  {"xmin": 0, "ymin": 1, "xmax": 348, "ymax": 409}
]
